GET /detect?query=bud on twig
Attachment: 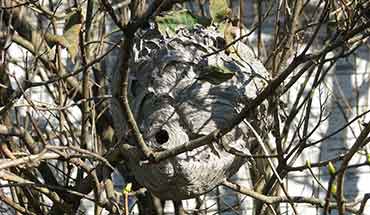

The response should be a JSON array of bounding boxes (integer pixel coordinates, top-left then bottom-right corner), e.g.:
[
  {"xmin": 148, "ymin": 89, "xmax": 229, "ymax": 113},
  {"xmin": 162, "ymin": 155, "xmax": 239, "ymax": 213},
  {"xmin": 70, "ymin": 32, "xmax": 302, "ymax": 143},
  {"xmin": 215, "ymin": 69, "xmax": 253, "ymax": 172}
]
[{"xmin": 327, "ymin": 161, "xmax": 336, "ymax": 176}]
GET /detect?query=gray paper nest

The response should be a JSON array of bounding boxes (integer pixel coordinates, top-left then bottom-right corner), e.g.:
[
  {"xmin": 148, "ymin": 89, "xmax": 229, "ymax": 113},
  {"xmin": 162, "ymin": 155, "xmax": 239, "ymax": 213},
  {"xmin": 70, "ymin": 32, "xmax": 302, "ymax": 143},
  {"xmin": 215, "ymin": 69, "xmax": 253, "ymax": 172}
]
[{"xmin": 111, "ymin": 25, "xmax": 271, "ymax": 200}]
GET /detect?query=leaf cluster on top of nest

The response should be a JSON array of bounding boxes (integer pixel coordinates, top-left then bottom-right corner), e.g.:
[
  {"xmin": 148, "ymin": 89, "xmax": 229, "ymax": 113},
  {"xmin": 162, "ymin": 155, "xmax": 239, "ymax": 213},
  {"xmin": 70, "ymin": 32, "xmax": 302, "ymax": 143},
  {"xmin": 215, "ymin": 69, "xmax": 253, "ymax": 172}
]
[{"xmin": 155, "ymin": 0, "xmax": 230, "ymax": 36}]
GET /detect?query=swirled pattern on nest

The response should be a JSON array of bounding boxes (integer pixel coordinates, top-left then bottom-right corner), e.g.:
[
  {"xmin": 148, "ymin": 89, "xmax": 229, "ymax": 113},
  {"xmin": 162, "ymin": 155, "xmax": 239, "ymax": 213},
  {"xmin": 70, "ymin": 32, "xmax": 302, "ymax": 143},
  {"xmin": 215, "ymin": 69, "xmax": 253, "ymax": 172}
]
[{"xmin": 111, "ymin": 25, "xmax": 271, "ymax": 200}]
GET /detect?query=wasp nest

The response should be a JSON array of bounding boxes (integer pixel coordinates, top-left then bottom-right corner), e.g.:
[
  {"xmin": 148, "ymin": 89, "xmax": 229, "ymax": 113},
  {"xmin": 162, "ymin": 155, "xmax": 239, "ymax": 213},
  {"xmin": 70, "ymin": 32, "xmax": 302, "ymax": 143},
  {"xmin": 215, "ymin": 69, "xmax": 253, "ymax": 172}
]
[{"xmin": 111, "ymin": 25, "xmax": 271, "ymax": 200}]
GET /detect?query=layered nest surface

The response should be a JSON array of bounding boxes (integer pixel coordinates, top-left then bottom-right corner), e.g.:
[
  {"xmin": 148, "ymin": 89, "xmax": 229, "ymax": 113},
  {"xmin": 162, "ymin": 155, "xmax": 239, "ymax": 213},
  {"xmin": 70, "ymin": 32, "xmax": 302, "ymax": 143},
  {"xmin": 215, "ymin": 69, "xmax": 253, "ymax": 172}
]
[{"xmin": 111, "ymin": 25, "xmax": 271, "ymax": 200}]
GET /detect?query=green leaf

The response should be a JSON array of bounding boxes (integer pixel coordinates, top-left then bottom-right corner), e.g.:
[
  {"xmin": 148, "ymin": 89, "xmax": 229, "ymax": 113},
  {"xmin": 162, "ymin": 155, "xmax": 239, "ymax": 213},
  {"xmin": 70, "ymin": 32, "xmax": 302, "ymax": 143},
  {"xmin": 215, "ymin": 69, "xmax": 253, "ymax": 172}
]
[
  {"xmin": 330, "ymin": 182, "xmax": 337, "ymax": 194},
  {"xmin": 367, "ymin": 153, "xmax": 370, "ymax": 165},
  {"xmin": 156, "ymin": 9, "xmax": 198, "ymax": 35},
  {"xmin": 210, "ymin": 0, "xmax": 229, "ymax": 23},
  {"xmin": 63, "ymin": 9, "xmax": 83, "ymax": 63},
  {"xmin": 327, "ymin": 161, "xmax": 336, "ymax": 176},
  {"xmin": 196, "ymin": 64, "xmax": 235, "ymax": 85},
  {"xmin": 306, "ymin": 160, "xmax": 312, "ymax": 168},
  {"xmin": 122, "ymin": 182, "xmax": 132, "ymax": 194},
  {"xmin": 194, "ymin": 15, "xmax": 212, "ymax": 26}
]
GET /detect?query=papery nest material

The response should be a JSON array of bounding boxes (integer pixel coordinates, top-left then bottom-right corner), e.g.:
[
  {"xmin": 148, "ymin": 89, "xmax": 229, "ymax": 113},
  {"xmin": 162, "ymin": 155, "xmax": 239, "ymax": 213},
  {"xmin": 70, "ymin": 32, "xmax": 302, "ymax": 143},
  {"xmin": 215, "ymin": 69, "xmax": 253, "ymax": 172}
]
[{"xmin": 111, "ymin": 25, "xmax": 271, "ymax": 200}]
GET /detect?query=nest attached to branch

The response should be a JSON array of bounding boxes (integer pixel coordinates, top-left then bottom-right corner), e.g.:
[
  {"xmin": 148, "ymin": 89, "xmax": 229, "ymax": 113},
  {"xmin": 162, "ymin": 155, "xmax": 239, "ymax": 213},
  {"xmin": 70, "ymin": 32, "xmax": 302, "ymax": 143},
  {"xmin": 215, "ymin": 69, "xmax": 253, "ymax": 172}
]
[{"xmin": 111, "ymin": 25, "xmax": 271, "ymax": 200}]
